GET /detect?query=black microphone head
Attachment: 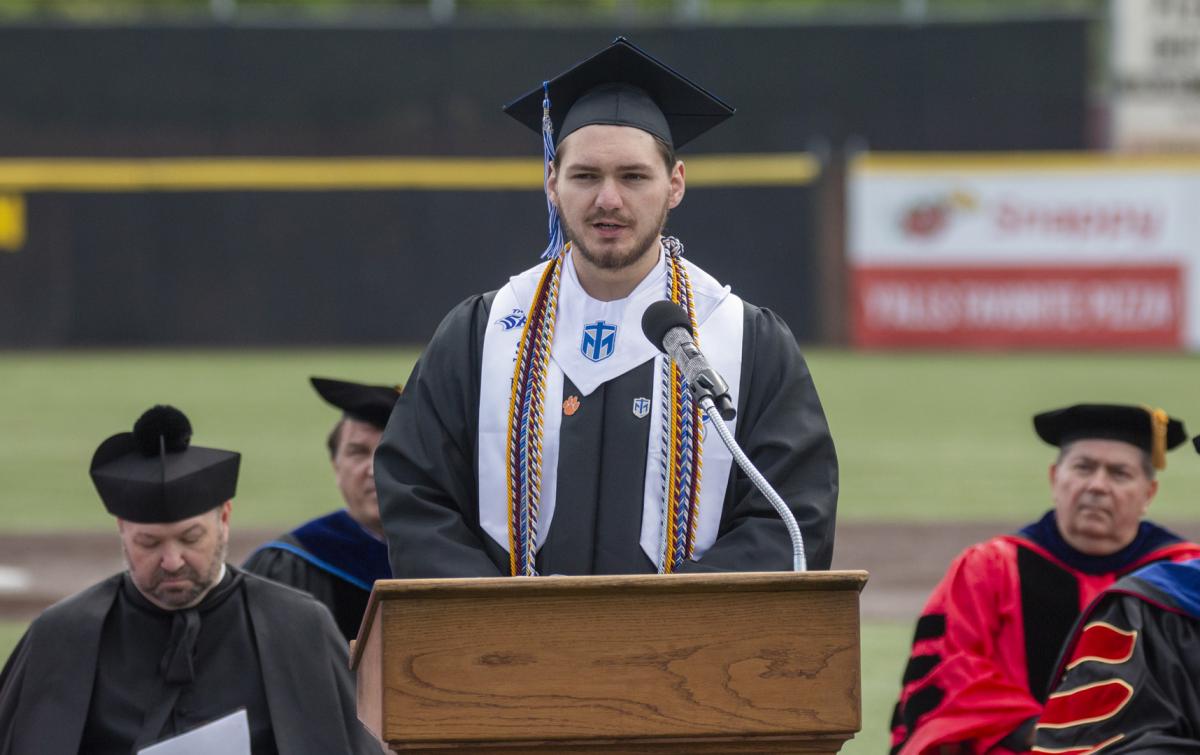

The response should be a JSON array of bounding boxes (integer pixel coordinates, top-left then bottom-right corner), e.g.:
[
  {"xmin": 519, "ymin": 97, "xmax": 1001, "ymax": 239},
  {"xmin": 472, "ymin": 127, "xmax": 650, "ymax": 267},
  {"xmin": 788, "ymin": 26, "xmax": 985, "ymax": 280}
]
[{"xmin": 641, "ymin": 300, "xmax": 692, "ymax": 350}]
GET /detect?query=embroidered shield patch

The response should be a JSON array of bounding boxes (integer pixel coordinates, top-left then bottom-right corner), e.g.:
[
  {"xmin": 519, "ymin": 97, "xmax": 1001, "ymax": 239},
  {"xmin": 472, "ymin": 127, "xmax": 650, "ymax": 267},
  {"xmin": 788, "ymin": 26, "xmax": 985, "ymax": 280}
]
[
  {"xmin": 632, "ymin": 397, "xmax": 651, "ymax": 418},
  {"xmin": 580, "ymin": 320, "xmax": 618, "ymax": 362}
]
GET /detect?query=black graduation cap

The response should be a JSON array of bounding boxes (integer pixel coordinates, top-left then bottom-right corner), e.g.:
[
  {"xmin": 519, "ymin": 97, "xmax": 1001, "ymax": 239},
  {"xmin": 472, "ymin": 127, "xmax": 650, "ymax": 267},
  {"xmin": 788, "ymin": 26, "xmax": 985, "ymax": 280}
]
[
  {"xmin": 1033, "ymin": 403, "xmax": 1187, "ymax": 470},
  {"xmin": 310, "ymin": 377, "xmax": 401, "ymax": 430},
  {"xmin": 90, "ymin": 405, "xmax": 240, "ymax": 524},
  {"xmin": 503, "ymin": 37, "xmax": 735, "ymax": 150}
]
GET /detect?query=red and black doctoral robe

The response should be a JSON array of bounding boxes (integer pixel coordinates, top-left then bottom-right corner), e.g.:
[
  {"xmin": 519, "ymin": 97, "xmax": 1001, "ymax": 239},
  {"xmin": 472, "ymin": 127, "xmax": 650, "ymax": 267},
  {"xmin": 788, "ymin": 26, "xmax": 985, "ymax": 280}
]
[
  {"xmin": 889, "ymin": 512, "xmax": 1200, "ymax": 755},
  {"xmin": 1034, "ymin": 557, "xmax": 1200, "ymax": 754}
]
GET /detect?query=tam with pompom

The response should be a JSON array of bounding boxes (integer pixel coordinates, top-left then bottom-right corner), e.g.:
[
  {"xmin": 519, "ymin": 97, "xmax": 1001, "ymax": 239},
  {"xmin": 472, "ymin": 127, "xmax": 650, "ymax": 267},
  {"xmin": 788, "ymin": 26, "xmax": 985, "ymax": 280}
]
[
  {"xmin": 90, "ymin": 405, "xmax": 240, "ymax": 523},
  {"xmin": 132, "ymin": 404, "xmax": 193, "ymax": 455}
]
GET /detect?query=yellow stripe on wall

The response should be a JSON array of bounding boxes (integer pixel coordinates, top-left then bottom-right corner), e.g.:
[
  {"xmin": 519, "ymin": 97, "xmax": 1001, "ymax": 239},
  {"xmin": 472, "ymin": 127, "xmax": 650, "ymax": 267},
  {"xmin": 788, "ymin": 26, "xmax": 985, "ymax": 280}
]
[
  {"xmin": 687, "ymin": 154, "xmax": 820, "ymax": 186},
  {"xmin": 0, "ymin": 154, "xmax": 819, "ymax": 192},
  {"xmin": 853, "ymin": 151, "xmax": 1200, "ymax": 174}
]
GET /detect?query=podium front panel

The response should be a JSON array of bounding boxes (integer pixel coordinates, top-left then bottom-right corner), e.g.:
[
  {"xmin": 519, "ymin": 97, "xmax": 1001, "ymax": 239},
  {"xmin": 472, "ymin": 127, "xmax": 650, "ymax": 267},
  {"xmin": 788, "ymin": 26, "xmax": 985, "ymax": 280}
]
[{"xmin": 353, "ymin": 571, "xmax": 865, "ymax": 751}]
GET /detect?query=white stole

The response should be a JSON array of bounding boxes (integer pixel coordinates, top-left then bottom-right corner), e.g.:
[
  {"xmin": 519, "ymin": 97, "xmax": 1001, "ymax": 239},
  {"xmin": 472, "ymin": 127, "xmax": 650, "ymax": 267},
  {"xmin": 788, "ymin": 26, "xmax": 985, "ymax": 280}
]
[{"xmin": 477, "ymin": 248, "xmax": 744, "ymax": 570}]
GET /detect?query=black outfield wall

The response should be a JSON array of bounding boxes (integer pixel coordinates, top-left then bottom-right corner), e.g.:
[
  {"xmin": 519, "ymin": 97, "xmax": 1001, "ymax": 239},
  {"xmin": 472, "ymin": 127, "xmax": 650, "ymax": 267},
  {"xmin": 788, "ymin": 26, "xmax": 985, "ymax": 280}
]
[{"xmin": 0, "ymin": 20, "xmax": 1088, "ymax": 346}]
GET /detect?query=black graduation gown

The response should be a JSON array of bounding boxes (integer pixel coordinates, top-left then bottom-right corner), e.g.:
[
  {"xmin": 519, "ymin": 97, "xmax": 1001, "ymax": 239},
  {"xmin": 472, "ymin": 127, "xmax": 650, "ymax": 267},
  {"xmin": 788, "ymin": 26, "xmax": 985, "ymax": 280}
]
[
  {"xmin": 243, "ymin": 509, "xmax": 392, "ymax": 642},
  {"xmin": 376, "ymin": 291, "xmax": 838, "ymax": 578},
  {"xmin": 1034, "ymin": 559, "xmax": 1200, "ymax": 753},
  {"xmin": 0, "ymin": 566, "xmax": 381, "ymax": 755},
  {"xmin": 81, "ymin": 570, "xmax": 277, "ymax": 754}
]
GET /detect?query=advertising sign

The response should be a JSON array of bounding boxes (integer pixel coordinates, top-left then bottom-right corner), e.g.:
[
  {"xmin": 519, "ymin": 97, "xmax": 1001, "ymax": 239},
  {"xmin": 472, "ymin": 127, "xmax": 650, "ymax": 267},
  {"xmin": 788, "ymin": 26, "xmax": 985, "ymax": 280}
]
[
  {"xmin": 849, "ymin": 154, "xmax": 1200, "ymax": 349},
  {"xmin": 1110, "ymin": 0, "xmax": 1200, "ymax": 150}
]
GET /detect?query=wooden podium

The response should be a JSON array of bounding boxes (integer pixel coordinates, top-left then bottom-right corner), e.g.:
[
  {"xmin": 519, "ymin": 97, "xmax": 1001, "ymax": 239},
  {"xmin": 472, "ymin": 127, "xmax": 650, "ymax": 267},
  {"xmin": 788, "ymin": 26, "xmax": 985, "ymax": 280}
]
[{"xmin": 351, "ymin": 571, "xmax": 867, "ymax": 753}]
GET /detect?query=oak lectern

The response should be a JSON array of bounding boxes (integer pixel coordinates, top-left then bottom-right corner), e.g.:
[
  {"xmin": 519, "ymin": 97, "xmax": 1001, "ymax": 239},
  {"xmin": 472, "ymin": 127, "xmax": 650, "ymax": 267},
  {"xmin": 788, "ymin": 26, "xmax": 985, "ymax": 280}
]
[{"xmin": 351, "ymin": 571, "xmax": 867, "ymax": 753}]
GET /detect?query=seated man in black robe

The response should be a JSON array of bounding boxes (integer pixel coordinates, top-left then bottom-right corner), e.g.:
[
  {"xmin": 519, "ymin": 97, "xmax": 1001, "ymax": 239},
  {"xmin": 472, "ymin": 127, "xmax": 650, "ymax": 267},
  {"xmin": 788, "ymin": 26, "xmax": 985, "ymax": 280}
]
[
  {"xmin": 1033, "ymin": 439, "xmax": 1200, "ymax": 752},
  {"xmin": 0, "ymin": 405, "xmax": 380, "ymax": 755},
  {"xmin": 244, "ymin": 377, "xmax": 398, "ymax": 641},
  {"xmin": 376, "ymin": 38, "xmax": 838, "ymax": 579}
]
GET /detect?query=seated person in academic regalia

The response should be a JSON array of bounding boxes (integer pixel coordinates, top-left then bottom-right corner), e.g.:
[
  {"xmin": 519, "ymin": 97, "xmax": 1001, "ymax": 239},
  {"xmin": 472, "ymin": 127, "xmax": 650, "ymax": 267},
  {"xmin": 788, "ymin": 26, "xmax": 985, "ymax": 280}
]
[
  {"xmin": 1034, "ymin": 554, "xmax": 1200, "ymax": 752},
  {"xmin": 890, "ymin": 404, "xmax": 1200, "ymax": 755},
  {"xmin": 243, "ymin": 377, "xmax": 397, "ymax": 641},
  {"xmin": 0, "ymin": 405, "xmax": 381, "ymax": 755}
]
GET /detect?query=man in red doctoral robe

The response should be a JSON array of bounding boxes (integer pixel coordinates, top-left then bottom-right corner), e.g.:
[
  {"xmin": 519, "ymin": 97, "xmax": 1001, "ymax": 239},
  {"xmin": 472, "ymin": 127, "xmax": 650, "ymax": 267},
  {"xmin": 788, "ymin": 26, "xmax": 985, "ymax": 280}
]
[{"xmin": 890, "ymin": 404, "xmax": 1200, "ymax": 755}]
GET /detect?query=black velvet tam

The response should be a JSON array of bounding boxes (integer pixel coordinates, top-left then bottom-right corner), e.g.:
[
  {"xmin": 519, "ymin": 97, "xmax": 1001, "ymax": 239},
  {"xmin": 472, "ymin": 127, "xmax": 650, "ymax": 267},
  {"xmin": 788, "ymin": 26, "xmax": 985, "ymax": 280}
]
[
  {"xmin": 503, "ymin": 36, "xmax": 734, "ymax": 150},
  {"xmin": 90, "ymin": 405, "xmax": 240, "ymax": 524},
  {"xmin": 310, "ymin": 376, "xmax": 401, "ymax": 430},
  {"xmin": 1034, "ymin": 403, "xmax": 1186, "ymax": 456}
]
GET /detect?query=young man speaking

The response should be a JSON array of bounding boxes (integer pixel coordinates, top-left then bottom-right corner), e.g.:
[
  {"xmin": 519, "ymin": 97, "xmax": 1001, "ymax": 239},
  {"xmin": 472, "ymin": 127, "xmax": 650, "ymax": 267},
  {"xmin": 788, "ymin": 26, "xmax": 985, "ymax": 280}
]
[{"xmin": 376, "ymin": 38, "xmax": 837, "ymax": 578}]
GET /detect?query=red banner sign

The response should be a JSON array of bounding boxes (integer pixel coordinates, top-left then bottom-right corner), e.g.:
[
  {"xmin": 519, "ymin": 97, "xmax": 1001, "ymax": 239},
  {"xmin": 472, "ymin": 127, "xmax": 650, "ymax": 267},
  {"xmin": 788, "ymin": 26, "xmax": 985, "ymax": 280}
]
[{"xmin": 852, "ymin": 265, "xmax": 1184, "ymax": 348}]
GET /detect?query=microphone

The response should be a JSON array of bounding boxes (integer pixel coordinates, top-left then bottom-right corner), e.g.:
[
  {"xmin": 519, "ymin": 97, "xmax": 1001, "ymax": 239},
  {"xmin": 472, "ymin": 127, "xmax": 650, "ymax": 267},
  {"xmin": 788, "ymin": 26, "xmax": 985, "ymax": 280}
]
[
  {"xmin": 640, "ymin": 299, "xmax": 807, "ymax": 571},
  {"xmin": 641, "ymin": 301, "xmax": 736, "ymax": 421}
]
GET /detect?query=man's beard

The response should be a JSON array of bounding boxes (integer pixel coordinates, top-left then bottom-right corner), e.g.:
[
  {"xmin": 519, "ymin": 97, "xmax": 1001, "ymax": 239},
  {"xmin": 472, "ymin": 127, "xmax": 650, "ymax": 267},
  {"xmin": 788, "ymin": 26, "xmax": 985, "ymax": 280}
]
[
  {"xmin": 562, "ymin": 201, "xmax": 670, "ymax": 272},
  {"xmin": 127, "ymin": 529, "xmax": 228, "ymax": 609}
]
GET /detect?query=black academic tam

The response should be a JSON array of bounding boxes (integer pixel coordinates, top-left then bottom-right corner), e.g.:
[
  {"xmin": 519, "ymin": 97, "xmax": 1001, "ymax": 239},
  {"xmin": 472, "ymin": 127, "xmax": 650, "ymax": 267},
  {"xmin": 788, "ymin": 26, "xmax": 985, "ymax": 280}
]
[{"xmin": 503, "ymin": 37, "xmax": 734, "ymax": 150}]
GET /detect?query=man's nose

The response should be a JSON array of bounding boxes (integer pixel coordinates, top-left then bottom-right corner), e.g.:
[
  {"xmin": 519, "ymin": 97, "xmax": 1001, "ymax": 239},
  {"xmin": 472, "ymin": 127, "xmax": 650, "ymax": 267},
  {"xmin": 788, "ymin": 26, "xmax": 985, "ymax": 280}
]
[
  {"xmin": 160, "ymin": 545, "xmax": 185, "ymax": 573},
  {"xmin": 1085, "ymin": 469, "xmax": 1111, "ymax": 491},
  {"xmin": 595, "ymin": 178, "xmax": 623, "ymax": 210}
]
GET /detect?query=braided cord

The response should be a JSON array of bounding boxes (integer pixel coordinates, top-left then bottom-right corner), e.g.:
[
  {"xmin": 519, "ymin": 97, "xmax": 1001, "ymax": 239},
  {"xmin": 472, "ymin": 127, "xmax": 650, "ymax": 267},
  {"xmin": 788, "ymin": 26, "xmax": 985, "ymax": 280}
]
[
  {"xmin": 658, "ymin": 237, "xmax": 703, "ymax": 573},
  {"xmin": 507, "ymin": 239, "xmax": 702, "ymax": 576},
  {"xmin": 677, "ymin": 261, "xmax": 705, "ymax": 557},
  {"xmin": 505, "ymin": 252, "xmax": 564, "ymax": 575}
]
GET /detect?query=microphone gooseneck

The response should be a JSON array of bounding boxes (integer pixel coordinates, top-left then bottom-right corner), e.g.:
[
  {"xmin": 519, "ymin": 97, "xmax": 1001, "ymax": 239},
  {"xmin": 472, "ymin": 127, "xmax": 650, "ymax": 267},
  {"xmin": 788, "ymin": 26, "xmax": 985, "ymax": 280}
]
[
  {"xmin": 697, "ymin": 395, "xmax": 807, "ymax": 572},
  {"xmin": 640, "ymin": 300, "xmax": 807, "ymax": 571}
]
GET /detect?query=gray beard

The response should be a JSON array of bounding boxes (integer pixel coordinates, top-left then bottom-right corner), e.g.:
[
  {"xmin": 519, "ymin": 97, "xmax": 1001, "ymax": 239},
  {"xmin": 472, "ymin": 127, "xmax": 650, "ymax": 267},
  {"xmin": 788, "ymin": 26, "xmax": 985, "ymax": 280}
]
[{"xmin": 124, "ymin": 529, "xmax": 228, "ymax": 609}]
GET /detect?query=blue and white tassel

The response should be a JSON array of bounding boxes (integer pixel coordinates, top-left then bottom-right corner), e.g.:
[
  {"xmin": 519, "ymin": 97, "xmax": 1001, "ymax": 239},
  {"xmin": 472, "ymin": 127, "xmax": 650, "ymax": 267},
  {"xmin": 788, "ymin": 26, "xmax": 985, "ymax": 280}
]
[{"xmin": 540, "ymin": 81, "xmax": 565, "ymax": 261}]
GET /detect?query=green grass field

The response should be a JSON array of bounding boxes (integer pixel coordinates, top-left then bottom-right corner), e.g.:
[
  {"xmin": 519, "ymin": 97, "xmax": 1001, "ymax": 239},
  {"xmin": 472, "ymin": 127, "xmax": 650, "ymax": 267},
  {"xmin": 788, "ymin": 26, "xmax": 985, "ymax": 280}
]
[
  {"xmin": 845, "ymin": 621, "xmax": 912, "ymax": 754},
  {"xmin": 0, "ymin": 621, "xmax": 24, "ymax": 665},
  {"xmin": 3, "ymin": 349, "xmax": 1200, "ymax": 530},
  {"xmin": 1, "ymin": 350, "xmax": 420, "ymax": 530}
]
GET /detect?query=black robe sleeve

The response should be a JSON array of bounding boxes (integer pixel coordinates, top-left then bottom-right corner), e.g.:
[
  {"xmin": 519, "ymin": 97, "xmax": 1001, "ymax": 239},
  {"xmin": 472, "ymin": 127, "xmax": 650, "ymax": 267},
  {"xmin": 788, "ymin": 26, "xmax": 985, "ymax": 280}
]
[
  {"xmin": 242, "ymin": 544, "xmax": 369, "ymax": 642},
  {"xmin": 0, "ymin": 577, "xmax": 117, "ymax": 755},
  {"xmin": 376, "ymin": 294, "xmax": 505, "ymax": 578},
  {"xmin": 678, "ymin": 305, "xmax": 839, "ymax": 572},
  {"xmin": 243, "ymin": 544, "xmax": 329, "ymax": 596},
  {"xmin": 242, "ymin": 573, "xmax": 384, "ymax": 755},
  {"xmin": 0, "ymin": 632, "xmax": 30, "ymax": 755},
  {"xmin": 1034, "ymin": 592, "xmax": 1200, "ymax": 753}
]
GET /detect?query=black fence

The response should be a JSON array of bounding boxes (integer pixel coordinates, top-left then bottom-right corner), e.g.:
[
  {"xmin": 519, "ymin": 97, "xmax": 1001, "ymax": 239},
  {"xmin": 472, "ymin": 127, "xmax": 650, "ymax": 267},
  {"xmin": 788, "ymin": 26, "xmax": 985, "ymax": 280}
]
[{"xmin": 0, "ymin": 19, "xmax": 1088, "ymax": 346}]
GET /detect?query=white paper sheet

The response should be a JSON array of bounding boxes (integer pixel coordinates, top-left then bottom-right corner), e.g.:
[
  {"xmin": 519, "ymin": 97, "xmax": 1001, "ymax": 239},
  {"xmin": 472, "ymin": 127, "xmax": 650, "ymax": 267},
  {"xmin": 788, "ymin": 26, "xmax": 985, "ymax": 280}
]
[{"xmin": 137, "ymin": 708, "xmax": 251, "ymax": 755}]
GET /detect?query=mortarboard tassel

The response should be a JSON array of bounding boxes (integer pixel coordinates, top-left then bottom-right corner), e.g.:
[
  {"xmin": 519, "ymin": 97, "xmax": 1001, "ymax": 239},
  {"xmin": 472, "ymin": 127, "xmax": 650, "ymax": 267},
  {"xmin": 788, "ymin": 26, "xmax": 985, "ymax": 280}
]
[
  {"xmin": 1145, "ymin": 405, "xmax": 1168, "ymax": 470},
  {"xmin": 540, "ymin": 81, "xmax": 565, "ymax": 261}
]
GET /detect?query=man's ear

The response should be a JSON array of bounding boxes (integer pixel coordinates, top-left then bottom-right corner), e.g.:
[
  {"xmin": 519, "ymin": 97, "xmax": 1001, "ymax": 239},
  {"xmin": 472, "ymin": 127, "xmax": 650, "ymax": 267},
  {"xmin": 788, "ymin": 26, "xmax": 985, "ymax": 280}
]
[
  {"xmin": 668, "ymin": 160, "xmax": 686, "ymax": 209},
  {"xmin": 1142, "ymin": 479, "xmax": 1159, "ymax": 514}
]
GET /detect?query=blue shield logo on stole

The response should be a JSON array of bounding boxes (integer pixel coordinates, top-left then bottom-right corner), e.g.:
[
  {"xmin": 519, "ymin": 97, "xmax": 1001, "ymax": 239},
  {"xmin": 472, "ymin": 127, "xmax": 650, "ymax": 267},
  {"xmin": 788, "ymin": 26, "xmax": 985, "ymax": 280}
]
[{"xmin": 580, "ymin": 320, "xmax": 618, "ymax": 362}]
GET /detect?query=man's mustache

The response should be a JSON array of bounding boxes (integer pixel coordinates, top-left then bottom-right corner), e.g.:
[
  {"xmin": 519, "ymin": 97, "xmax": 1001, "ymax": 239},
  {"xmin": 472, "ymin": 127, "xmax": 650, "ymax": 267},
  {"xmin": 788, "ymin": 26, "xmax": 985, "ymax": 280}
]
[{"xmin": 151, "ymin": 565, "xmax": 202, "ymax": 587}]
